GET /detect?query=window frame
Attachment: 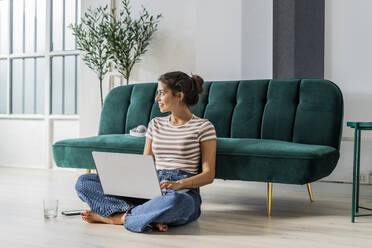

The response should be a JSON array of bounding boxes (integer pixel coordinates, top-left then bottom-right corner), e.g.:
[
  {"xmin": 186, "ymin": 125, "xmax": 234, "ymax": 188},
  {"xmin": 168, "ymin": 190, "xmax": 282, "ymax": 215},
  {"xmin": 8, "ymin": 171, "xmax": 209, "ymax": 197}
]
[{"xmin": 0, "ymin": 0, "xmax": 80, "ymax": 117}]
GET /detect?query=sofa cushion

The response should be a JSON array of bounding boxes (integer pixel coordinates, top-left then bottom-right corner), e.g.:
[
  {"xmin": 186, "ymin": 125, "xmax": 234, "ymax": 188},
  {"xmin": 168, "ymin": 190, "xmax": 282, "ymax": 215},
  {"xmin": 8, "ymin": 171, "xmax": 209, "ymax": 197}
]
[
  {"xmin": 261, "ymin": 79, "xmax": 300, "ymax": 141},
  {"xmin": 54, "ymin": 135, "xmax": 339, "ymax": 185},
  {"xmin": 53, "ymin": 134, "xmax": 146, "ymax": 169},
  {"xmin": 231, "ymin": 80, "xmax": 269, "ymax": 138},
  {"xmin": 203, "ymin": 81, "xmax": 239, "ymax": 137},
  {"xmin": 215, "ymin": 138, "xmax": 339, "ymax": 184},
  {"xmin": 292, "ymin": 79, "xmax": 343, "ymax": 149}
]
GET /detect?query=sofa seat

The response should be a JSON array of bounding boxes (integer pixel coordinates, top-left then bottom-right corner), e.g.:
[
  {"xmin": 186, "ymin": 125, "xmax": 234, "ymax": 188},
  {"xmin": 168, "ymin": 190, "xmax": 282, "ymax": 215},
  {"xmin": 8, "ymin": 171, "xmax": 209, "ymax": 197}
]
[
  {"xmin": 215, "ymin": 138, "xmax": 339, "ymax": 184},
  {"xmin": 53, "ymin": 134, "xmax": 146, "ymax": 169},
  {"xmin": 54, "ymin": 135, "xmax": 339, "ymax": 185}
]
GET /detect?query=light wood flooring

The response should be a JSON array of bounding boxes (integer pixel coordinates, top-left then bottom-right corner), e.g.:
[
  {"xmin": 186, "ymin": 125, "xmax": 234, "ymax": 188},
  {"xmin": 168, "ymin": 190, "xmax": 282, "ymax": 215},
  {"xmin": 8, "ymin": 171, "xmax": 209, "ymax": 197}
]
[{"xmin": 0, "ymin": 167, "xmax": 372, "ymax": 248}]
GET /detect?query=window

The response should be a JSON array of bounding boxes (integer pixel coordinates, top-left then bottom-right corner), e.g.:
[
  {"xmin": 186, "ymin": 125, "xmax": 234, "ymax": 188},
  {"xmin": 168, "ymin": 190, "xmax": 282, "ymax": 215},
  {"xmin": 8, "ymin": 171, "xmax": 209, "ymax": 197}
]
[
  {"xmin": 0, "ymin": 0, "xmax": 80, "ymax": 115},
  {"xmin": 51, "ymin": 55, "xmax": 78, "ymax": 114}
]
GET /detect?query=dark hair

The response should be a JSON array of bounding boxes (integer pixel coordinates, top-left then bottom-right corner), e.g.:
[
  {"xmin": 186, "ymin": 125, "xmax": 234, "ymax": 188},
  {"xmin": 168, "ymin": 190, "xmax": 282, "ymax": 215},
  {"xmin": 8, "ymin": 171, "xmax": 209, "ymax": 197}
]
[{"xmin": 158, "ymin": 71, "xmax": 204, "ymax": 106}]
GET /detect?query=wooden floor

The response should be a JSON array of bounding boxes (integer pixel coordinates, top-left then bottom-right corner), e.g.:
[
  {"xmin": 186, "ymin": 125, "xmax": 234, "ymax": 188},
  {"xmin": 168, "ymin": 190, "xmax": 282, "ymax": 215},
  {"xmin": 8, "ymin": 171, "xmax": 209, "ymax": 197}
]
[{"xmin": 0, "ymin": 167, "xmax": 372, "ymax": 248}]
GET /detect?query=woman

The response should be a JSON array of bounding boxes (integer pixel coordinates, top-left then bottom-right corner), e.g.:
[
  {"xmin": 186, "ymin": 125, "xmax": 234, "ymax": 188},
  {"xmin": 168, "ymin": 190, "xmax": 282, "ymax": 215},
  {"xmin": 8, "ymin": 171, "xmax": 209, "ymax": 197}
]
[{"xmin": 75, "ymin": 71, "xmax": 217, "ymax": 233}]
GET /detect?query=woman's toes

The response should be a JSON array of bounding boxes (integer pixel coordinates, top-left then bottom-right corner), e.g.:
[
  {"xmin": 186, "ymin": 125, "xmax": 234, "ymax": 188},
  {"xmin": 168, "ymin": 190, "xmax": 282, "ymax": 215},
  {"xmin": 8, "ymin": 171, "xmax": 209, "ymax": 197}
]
[
  {"xmin": 81, "ymin": 210, "xmax": 99, "ymax": 223},
  {"xmin": 156, "ymin": 223, "xmax": 168, "ymax": 232},
  {"xmin": 81, "ymin": 210, "xmax": 90, "ymax": 216}
]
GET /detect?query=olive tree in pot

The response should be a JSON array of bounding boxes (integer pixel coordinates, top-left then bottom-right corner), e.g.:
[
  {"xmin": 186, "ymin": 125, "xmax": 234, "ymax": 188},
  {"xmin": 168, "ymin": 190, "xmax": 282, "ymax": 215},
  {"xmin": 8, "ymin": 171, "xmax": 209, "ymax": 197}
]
[
  {"xmin": 106, "ymin": 0, "xmax": 162, "ymax": 85},
  {"xmin": 69, "ymin": 0, "xmax": 161, "ymax": 107},
  {"xmin": 69, "ymin": 5, "xmax": 111, "ymax": 107}
]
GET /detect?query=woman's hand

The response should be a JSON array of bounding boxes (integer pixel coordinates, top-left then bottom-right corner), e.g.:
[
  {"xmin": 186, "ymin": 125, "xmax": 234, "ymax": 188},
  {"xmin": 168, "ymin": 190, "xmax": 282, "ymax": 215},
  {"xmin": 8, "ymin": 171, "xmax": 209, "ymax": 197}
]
[{"xmin": 160, "ymin": 180, "xmax": 183, "ymax": 191}]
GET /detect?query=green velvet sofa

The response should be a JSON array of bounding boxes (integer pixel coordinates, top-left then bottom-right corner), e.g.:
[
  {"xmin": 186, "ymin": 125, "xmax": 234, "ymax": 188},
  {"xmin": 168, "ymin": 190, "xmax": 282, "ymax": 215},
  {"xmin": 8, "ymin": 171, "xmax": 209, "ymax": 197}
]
[{"xmin": 53, "ymin": 79, "xmax": 344, "ymax": 216}]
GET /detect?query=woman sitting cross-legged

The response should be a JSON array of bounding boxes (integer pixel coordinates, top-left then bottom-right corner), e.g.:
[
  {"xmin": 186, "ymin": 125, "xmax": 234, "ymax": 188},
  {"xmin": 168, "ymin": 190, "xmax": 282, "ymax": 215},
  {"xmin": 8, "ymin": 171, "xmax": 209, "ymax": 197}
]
[{"xmin": 75, "ymin": 71, "xmax": 217, "ymax": 233}]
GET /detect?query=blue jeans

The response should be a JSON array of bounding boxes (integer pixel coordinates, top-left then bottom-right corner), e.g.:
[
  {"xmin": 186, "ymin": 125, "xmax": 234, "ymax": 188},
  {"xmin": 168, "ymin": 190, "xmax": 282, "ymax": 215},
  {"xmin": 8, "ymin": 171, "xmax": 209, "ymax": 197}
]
[{"xmin": 75, "ymin": 169, "xmax": 202, "ymax": 233}]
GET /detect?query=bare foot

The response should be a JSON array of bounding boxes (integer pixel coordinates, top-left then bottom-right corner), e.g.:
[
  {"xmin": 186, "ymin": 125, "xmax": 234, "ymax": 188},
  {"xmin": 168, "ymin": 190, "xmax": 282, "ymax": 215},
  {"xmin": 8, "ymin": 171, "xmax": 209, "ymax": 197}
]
[
  {"xmin": 81, "ymin": 210, "xmax": 167, "ymax": 232},
  {"xmin": 81, "ymin": 210, "xmax": 125, "ymax": 225}
]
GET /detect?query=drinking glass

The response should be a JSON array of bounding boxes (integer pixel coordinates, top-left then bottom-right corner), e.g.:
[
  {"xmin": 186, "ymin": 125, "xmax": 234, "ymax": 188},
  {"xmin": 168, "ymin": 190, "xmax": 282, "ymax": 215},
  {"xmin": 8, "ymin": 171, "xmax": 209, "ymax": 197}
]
[{"xmin": 43, "ymin": 199, "xmax": 59, "ymax": 219}]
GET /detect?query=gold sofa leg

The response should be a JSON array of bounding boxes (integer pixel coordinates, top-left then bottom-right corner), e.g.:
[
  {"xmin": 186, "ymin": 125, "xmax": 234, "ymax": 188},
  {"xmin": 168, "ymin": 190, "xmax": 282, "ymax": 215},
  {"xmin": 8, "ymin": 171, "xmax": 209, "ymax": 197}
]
[
  {"xmin": 267, "ymin": 182, "xmax": 272, "ymax": 216},
  {"xmin": 306, "ymin": 183, "xmax": 314, "ymax": 202}
]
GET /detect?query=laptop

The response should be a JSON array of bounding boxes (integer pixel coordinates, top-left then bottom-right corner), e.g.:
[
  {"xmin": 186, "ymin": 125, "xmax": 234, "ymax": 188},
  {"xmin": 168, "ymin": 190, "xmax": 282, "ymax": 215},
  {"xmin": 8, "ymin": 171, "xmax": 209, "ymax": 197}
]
[{"xmin": 92, "ymin": 151, "xmax": 165, "ymax": 199}]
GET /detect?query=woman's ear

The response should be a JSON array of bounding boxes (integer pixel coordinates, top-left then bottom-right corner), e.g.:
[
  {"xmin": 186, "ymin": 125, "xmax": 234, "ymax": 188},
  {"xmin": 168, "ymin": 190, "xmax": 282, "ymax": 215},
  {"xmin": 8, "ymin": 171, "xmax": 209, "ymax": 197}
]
[{"xmin": 178, "ymin": 92, "xmax": 184, "ymax": 102}]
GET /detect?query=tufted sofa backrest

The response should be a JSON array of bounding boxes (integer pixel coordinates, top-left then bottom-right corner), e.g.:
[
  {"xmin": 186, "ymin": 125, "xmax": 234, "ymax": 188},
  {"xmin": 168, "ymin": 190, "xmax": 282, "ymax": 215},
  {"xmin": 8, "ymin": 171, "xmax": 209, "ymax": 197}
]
[{"xmin": 98, "ymin": 79, "xmax": 343, "ymax": 150}]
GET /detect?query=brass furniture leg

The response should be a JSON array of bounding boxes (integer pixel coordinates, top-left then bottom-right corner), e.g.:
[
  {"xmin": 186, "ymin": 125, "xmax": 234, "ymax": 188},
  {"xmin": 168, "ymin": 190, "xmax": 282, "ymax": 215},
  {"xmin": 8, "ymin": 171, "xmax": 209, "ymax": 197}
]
[
  {"xmin": 267, "ymin": 182, "xmax": 272, "ymax": 216},
  {"xmin": 306, "ymin": 183, "xmax": 314, "ymax": 202}
]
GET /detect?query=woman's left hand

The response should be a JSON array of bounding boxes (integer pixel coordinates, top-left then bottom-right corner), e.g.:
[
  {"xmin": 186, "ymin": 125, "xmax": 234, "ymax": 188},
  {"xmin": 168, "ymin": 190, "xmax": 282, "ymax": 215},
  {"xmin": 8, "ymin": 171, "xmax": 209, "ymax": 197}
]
[{"xmin": 160, "ymin": 180, "xmax": 183, "ymax": 191}]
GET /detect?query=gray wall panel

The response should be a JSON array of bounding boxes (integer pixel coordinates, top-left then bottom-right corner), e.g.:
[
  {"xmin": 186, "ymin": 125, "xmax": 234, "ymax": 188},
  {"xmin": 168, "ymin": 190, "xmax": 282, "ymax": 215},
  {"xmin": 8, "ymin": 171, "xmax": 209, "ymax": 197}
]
[{"xmin": 273, "ymin": 0, "xmax": 324, "ymax": 78}]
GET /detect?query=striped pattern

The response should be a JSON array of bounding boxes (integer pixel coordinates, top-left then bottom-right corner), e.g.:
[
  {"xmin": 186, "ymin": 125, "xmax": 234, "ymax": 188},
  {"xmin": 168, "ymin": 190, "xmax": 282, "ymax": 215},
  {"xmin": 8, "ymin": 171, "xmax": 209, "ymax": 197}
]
[{"xmin": 146, "ymin": 114, "xmax": 216, "ymax": 174}]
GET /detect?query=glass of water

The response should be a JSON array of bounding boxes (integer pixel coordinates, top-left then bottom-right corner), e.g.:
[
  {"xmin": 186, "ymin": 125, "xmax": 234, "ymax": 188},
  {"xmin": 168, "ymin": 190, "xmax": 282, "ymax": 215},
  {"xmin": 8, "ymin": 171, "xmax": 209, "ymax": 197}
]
[{"xmin": 43, "ymin": 199, "xmax": 59, "ymax": 219}]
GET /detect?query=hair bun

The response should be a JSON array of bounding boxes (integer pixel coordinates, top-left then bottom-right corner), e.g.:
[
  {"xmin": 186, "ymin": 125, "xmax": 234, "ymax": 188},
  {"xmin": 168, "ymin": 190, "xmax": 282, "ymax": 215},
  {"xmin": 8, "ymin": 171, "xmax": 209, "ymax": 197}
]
[{"xmin": 191, "ymin": 74, "xmax": 204, "ymax": 95}]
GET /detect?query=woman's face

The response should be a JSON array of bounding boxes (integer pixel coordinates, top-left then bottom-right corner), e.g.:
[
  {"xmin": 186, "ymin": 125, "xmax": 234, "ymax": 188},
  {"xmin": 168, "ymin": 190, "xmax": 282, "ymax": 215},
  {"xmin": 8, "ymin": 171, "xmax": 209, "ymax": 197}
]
[{"xmin": 155, "ymin": 82, "xmax": 181, "ymax": 113}]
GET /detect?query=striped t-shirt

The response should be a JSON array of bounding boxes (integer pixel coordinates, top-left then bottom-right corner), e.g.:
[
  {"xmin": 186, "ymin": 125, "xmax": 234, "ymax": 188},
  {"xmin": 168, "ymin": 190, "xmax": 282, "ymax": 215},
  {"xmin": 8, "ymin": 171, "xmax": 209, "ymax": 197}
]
[{"xmin": 145, "ymin": 114, "xmax": 217, "ymax": 174}]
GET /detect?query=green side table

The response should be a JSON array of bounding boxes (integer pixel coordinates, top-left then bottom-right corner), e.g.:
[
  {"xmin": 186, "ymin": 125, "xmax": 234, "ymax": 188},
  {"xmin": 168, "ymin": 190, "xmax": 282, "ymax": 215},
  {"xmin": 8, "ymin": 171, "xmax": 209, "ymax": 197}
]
[{"xmin": 347, "ymin": 122, "xmax": 372, "ymax": 222}]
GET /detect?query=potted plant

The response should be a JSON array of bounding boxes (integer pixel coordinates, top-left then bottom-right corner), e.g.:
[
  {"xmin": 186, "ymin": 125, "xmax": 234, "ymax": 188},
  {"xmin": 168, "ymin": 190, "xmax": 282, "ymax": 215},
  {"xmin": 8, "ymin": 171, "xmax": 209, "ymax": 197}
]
[
  {"xmin": 70, "ymin": 0, "xmax": 162, "ymax": 107},
  {"xmin": 106, "ymin": 0, "xmax": 162, "ymax": 85},
  {"xmin": 69, "ymin": 5, "xmax": 111, "ymax": 107}
]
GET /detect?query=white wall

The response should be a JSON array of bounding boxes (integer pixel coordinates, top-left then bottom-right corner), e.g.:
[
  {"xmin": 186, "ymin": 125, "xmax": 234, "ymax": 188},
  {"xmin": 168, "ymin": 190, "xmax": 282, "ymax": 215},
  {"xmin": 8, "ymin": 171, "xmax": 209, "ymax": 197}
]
[
  {"xmin": 324, "ymin": 0, "xmax": 372, "ymax": 182},
  {"xmin": 325, "ymin": 0, "xmax": 372, "ymax": 138},
  {"xmin": 79, "ymin": 0, "xmax": 273, "ymax": 137},
  {"xmin": 242, "ymin": 0, "xmax": 273, "ymax": 79},
  {"xmin": 130, "ymin": 0, "xmax": 197, "ymax": 82},
  {"xmin": 0, "ymin": 119, "xmax": 45, "ymax": 168},
  {"xmin": 195, "ymin": 0, "xmax": 242, "ymax": 81},
  {"xmin": 0, "ymin": 119, "xmax": 78, "ymax": 169}
]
